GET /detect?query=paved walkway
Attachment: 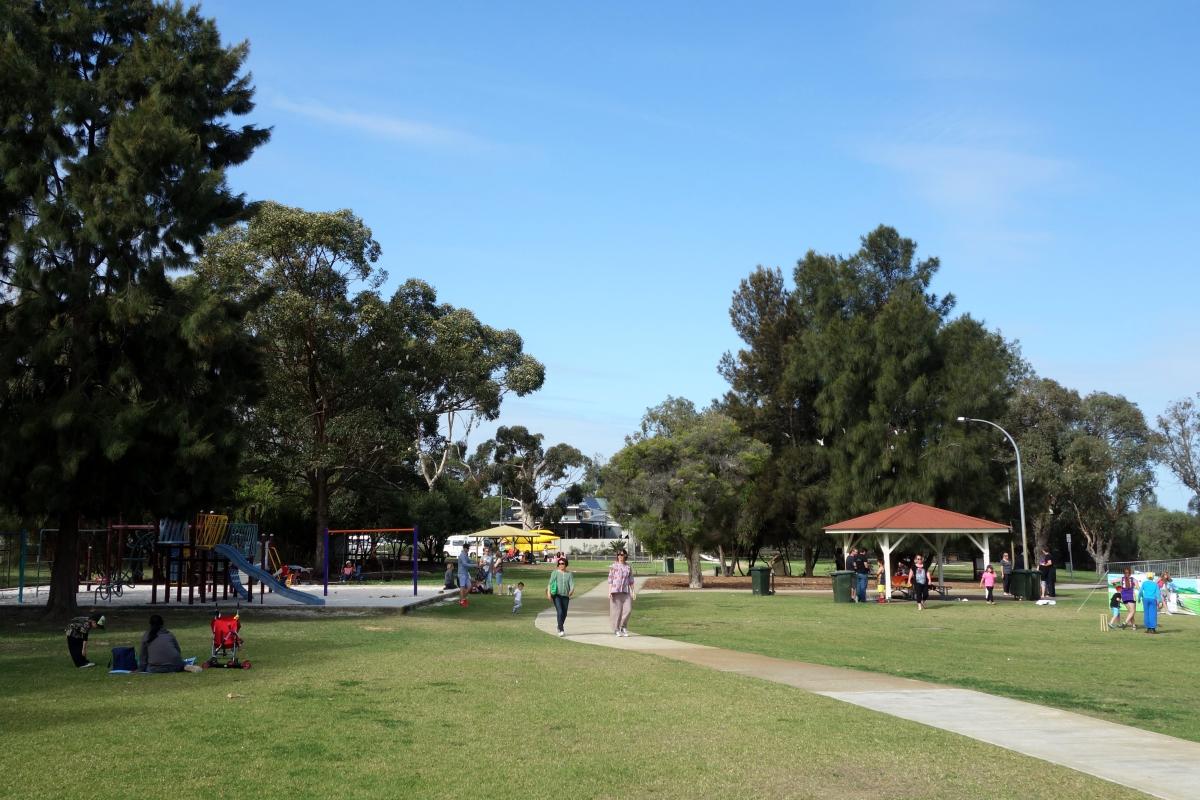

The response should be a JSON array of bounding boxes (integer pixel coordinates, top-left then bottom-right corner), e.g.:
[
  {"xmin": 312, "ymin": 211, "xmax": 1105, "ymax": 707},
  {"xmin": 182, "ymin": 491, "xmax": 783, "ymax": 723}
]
[{"xmin": 536, "ymin": 579, "xmax": 1200, "ymax": 800}]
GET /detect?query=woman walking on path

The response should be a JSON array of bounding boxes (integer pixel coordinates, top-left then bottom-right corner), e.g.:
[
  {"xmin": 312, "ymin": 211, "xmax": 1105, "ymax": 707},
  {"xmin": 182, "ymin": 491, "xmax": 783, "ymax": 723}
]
[
  {"xmin": 908, "ymin": 555, "xmax": 931, "ymax": 611},
  {"xmin": 1000, "ymin": 552, "xmax": 1013, "ymax": 596},
  {"xmin": 608, "ymin": 550, "xmax": 636, "ymax": 636},
  {"xmin": 1120, "ymin": 567, "xmax": 1137, "ymax": 629},
  {"xmin": 547, "ymin": 557, "xmax": 575, "ymax": 637}
]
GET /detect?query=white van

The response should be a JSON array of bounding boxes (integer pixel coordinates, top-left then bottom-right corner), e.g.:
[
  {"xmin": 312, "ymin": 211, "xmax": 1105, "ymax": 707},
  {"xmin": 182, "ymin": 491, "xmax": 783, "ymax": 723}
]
[{"xmin": 443, "ymin": 535, "xmax": 479, "ymax": 560}]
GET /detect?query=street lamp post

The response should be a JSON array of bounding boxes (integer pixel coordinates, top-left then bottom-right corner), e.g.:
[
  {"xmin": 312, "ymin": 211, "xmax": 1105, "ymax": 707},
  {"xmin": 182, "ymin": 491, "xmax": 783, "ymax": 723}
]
[{"xmin": 957, "ymin": 416, "xmax": 1029, "ymax": 572}]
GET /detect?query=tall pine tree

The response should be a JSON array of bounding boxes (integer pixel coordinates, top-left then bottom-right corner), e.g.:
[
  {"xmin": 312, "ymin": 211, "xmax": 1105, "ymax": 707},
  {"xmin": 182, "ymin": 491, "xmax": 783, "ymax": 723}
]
[{"xmin": 0, "ymin": 1, "xmax": 269, "ymax": 613}]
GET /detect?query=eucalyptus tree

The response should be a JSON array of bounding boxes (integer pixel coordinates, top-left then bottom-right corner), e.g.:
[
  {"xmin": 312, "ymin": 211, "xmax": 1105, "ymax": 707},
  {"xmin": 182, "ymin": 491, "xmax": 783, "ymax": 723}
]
[
  {"xmin": 0, "ymin": 1, "xmax": 268, "ymax": 613},
  {"xmin": 1157, "ymin": 393, "xmax": 1200, "ymax": 502},
  {"xmin": 1002, "ymin": 377, "xmax": 1082, "ymax": 554},
  {"xmin": 1063, "ymin": 392, "xmax": 1156, "ymax": 575},
  {"xmin": 604, "ymin": 398, "xmax": 767, "ymax": 588},
  {"xmin": 198, "ymin": 204, "xmax": 543, "ymax": 568},
  {"xmin": 478, "ymin": 426, "xmax": 587, "ymax": 529}
]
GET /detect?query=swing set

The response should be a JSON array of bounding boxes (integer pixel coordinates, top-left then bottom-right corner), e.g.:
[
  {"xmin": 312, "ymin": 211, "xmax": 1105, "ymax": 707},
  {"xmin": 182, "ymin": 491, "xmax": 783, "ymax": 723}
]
[{"xmin": 323, "ymin": 526, "xmax": 419, "ymax": 597}]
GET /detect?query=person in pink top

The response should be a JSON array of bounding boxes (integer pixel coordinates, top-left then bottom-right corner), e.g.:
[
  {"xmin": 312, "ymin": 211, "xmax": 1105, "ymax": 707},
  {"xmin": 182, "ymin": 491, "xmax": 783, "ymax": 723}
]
[
  {"xmin": 979, "ymin": 565, "xmax": 997, "ymax": 604},
  {"xmin": 607, "ymin": 550, "xmax": 636, "ymax": 637}
]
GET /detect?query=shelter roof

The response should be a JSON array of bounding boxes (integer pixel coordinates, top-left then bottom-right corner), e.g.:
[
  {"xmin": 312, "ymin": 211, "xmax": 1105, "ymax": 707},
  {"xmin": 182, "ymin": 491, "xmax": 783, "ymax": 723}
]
[{"xmin": 824, "ymin": 502, "xmax": 1008, "ymax": 533}]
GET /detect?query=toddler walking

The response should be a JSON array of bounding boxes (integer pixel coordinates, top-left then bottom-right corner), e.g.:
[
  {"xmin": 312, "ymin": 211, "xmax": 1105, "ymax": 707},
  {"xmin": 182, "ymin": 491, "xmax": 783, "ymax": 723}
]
[
  {"xmin": 1109, "ymin": 584, "xmax": 1124, "ymax": 629},
  {"xmin": 512, "ymin": 582, "xmax": 524, "ymax": 614},
  {"xmin": 979, "ymin": 565, "xmax": 997, "ymax": 604}
]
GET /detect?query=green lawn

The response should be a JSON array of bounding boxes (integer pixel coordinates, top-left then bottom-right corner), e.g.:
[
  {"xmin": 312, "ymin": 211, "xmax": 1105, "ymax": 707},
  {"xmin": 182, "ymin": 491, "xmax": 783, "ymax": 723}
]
[
  {"xmin": 633, "ymin": 586, "xmax": 1200, "ymax": 742},
  {"xmin": 0, "ymin": 568, "xmax": 1152, "ymax": 799}
]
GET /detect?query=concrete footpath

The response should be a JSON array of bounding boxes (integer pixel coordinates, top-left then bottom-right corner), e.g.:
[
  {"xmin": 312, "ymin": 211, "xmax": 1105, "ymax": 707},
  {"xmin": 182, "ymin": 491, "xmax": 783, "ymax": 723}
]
[{"xmin": 536, "ymin": 578, "xmax": 1200, "ymax": 800}]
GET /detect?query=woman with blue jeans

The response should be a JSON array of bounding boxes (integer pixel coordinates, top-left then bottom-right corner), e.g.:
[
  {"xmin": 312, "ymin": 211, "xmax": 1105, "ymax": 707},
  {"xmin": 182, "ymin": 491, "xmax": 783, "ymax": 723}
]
[{"xmin": 547, "ymin": 557, "xmax": 575, "ymax": 637}]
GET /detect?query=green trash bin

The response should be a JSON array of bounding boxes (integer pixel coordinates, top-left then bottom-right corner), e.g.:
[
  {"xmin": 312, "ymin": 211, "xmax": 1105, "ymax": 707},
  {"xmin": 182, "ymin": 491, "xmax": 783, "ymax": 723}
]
[
  {"xmin": 1010, "ymin": 569, "xmax": 1040, "ymax": 601},
  {"xmin": 750, "ymin": 566, "xmax": 773, "ymax": 595},
  {"xmin": 831, "ymin": 570, "xmax": 856, "ymax": 603},
  {"xmin": 663, "ymin": 557, "xmax": 675, "ymax": 574}
]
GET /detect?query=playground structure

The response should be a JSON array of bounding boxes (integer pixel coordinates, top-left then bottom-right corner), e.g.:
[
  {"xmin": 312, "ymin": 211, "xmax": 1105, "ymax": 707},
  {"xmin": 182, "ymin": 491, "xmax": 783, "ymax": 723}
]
[
  {"xmin": 324, "ymin": 526, "xmax": 418, "ymax": 597},
  {"xmin": 0, "ymin": 516, "xmax": 324, "ymax": 606}
]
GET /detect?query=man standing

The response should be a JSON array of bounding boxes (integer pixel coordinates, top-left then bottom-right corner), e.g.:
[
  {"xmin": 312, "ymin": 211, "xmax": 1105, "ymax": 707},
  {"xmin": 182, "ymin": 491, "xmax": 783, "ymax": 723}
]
[
  {"xmin": 457, "ymin": 543, "xmax": 474, "ymax": 607},
  {"xmin": 853, "ymin": 549, "xmax": 871, "ymax": 604},
  {"xmin": 1000, "ymin": 552, "xmax": 1013, "ymax": 597}
]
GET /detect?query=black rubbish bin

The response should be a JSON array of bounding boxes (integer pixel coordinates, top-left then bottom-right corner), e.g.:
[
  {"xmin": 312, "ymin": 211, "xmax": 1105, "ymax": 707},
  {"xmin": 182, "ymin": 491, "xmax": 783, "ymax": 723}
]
[
  {"xmin": 750, "ymin": 566, "xmax": 773, "ymax": 595},
  {"xmin": 663, "ymin": 557, "xmax": 675, "ymax": 574},
  {"xmin": 831, "ymin": 570, "xmax": 856, "ymax": 603},
  {"xmin": 1009, "ymin": 569, "xmax": 1040, "ymax": 601}
]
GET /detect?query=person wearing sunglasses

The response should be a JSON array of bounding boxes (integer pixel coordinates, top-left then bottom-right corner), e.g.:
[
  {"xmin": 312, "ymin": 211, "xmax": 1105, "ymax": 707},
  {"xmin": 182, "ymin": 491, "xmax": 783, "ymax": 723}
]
[
  {"xmin": 908, "ymin": 556, "xmax": 931, "ymax": 611},
  {"xmin": 547, "ymin": 557, "xmax": 575, "ymax": 637},
  {"xmin": 607, "ymin": 550, "xmax": 636, "ymax": 637}
]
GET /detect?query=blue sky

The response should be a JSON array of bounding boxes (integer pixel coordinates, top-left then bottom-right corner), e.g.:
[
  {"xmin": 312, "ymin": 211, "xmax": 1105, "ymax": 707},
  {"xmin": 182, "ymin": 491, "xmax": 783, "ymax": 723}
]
[{"xmin": 203, "ymin": 1, "xmax": 1198, "ymax": 509}]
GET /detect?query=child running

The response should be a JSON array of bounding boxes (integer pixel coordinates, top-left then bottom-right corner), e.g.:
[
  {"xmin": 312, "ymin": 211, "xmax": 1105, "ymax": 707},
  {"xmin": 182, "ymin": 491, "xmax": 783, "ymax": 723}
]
[
  {"xmin": 1109, "ymin": 584, "xmax": 1124, "ymax": 629},
  {"xmin": 979, "ymin": 565, "xmax": 997, "ymax": 604},
  {"xmin": 512, "ymin": 582, "xmax": 524, "ymax": 614}
]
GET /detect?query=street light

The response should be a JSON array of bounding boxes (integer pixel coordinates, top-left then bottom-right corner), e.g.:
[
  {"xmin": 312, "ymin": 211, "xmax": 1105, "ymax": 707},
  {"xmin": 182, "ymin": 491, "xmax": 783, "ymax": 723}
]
[{"xmin": 957, "ymin": 416, "xmax": 1029, "ymax": 572}]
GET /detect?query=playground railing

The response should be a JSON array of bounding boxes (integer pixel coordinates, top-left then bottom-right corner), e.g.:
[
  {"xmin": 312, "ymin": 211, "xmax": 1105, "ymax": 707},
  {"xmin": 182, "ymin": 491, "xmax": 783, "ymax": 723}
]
[
  {"xmin": 194, "ymin": 513, "xmax": 229, "ymax": 549},
  {"xmin": 1108, "ymin": 556, "xmax": 1200, "ymax": 579}
]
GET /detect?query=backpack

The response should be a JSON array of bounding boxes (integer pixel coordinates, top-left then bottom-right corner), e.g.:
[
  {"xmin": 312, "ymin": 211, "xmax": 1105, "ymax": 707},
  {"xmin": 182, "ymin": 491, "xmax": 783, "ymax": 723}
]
[{"xmin": 109, "ymin": 646, "xmax": 137, "ymax": 672}]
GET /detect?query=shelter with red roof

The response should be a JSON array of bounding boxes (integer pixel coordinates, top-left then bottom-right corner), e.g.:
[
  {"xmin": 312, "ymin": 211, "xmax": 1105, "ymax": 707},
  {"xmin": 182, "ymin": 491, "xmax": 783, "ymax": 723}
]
[{"xmin": 824, "ymin": 502, "xmax": 1010, "ymax": 600}]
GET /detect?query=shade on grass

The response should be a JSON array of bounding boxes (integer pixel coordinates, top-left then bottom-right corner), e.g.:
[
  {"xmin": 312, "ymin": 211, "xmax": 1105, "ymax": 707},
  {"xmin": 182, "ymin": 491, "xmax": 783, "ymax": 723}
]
[
  {"xmin": 633, "ymin": 585, "xmax": 1200, "ymax": 743},
  {"xmin": 0, "ymin": 568, "xmax": 1145, "ymax": 799}
]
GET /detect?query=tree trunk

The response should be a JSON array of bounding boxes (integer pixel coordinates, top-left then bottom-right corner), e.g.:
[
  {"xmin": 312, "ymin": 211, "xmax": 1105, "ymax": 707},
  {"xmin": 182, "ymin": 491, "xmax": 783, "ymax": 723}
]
[
  {"xmin": 683, "ymin": 543, "xmax": 704, "ymax": 589},
  {"xmin": 803, "ymin": 543, "xmax": 817, "ymax": 577},
  {"xmin": 313, "ymin": 470, "xmax": 329, "ymax": 575},
  {"xmin": 46, "ymin": 512, "xmax": 80, "ymax": 617}
]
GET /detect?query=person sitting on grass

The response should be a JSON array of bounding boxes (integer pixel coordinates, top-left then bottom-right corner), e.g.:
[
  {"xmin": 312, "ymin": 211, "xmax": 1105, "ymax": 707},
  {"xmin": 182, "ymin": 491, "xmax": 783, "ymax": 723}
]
[
  {"xmin": 65, "ymin": 612, "xmax": 105, "ymax": 669},
  {"xmin": 139, "ymin": 614, "xmax": 201, "ymax": 673}
]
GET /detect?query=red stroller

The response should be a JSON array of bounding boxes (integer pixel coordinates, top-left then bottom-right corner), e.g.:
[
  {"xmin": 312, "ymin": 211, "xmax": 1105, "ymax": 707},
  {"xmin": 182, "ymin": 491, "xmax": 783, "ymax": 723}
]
[{"xmin": 206, "ymin": 609, "xmax": 251, "ymax": 669}]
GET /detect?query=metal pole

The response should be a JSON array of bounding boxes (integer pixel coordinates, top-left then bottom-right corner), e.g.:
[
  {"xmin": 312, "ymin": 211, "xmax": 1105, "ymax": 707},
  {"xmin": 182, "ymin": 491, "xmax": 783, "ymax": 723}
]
[
  {"xmin": 323, "ymin": 528, "xmax": 330, "ymax": 597},
  {"xmin": 18, "ymin": 529, "xmax": 26, "ymax": 604},
  {"xmin": 958, "ymin": 417, "xmax": 1029, "ymax": 574},
  {"xmin": 412, "ymin": 526, "xmax": 419, "ymax": 597}
]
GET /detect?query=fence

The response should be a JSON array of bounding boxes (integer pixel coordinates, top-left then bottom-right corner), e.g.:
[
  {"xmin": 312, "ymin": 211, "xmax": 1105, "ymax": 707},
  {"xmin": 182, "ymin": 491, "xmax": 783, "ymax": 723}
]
[{"xmin": 1108, "ymin": 556, "xmax": 1200, "ymax": 578}]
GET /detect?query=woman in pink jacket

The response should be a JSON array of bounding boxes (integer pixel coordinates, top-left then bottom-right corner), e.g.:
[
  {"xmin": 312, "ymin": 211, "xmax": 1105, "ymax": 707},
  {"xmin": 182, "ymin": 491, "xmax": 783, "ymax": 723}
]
[{"xmin": 607, "ymin": 550, "xmax": 636, "ymax": 637}]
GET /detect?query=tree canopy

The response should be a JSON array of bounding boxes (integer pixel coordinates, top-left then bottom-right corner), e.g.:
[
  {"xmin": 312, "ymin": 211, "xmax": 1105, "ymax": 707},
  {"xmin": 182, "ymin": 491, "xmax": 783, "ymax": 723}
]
[
  {"xmin": 0, "ymin": 0, "xmax": 269, "ymax": 613},
  {"xmin": 604, "ymin": 398, "xmax": 767, "ymax": 587}
]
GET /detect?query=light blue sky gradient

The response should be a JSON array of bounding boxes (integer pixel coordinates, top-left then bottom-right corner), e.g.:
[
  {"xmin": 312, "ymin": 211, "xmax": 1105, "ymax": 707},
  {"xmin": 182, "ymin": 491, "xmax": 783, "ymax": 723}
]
[{"xmin": 204, "ymin": 1, "xmax": 1198, "ymax": 509}]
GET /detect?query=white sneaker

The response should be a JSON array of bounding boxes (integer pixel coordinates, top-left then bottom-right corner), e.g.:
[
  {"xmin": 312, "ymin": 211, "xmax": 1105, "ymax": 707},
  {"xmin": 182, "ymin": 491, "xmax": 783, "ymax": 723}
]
[
  {"xmin": 614, "ymin": 630, "xmax": 621, "ymax": 637},
  {"xmin": 81, "ymin": 662, "xmax": 95, "ymax": 669},
  {"xmin": 557, "ymin": 630, "xmax": 565, "ymax": 637},
  {"xmin": 620, "ymin": 628, "xmax": 629, "ymax": 637}
]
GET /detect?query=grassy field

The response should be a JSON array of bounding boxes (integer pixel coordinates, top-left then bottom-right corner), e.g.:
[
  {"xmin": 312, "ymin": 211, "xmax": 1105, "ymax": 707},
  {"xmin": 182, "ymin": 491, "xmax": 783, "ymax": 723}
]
[
  {"xmin": 0, "ymin": 565, "xmax": 1153, "ymax": 800},
  {"xmin": 633, "ymin": 585, "xmax": 1200, "ymax": 743}
]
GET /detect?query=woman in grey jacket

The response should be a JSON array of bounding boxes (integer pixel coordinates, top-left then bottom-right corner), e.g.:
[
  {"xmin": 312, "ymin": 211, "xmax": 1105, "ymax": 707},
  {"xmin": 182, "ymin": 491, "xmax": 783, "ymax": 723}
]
[{"xmin": 140, "ymin": 614, "xmax": 186, "ymax": 673}]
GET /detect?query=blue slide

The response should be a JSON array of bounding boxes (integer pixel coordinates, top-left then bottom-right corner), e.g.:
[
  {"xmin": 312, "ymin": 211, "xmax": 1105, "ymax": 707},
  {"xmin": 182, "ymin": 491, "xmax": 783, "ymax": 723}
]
[{"xmin": 213, "ymin": 543, "xmax": 324, "ymax": 606}]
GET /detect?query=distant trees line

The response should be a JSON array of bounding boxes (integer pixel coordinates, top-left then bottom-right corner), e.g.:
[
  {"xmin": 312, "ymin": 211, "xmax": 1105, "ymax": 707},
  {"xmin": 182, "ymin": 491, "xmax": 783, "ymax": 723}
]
[{"xmin": 602, "ymin": 226, "xmax": 1200, "ymax": 587}]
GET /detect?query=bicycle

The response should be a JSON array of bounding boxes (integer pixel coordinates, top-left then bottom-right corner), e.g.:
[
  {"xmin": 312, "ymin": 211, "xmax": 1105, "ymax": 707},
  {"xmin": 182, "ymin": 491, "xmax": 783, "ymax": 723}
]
[{"xmin": 93, "ymin": 570, "xmax": 134, "ymax": 602}]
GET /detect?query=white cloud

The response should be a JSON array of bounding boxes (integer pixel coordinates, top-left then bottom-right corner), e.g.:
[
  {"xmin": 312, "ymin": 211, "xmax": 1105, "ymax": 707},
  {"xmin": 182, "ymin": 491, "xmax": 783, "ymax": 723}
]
[
  {"xmin": 272, "ymin": 97, "xmax": 489, "ymax": 151},
  {"xmin": 864, "ymin": 142, "xmax": 1069, "ymax": 216}
]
